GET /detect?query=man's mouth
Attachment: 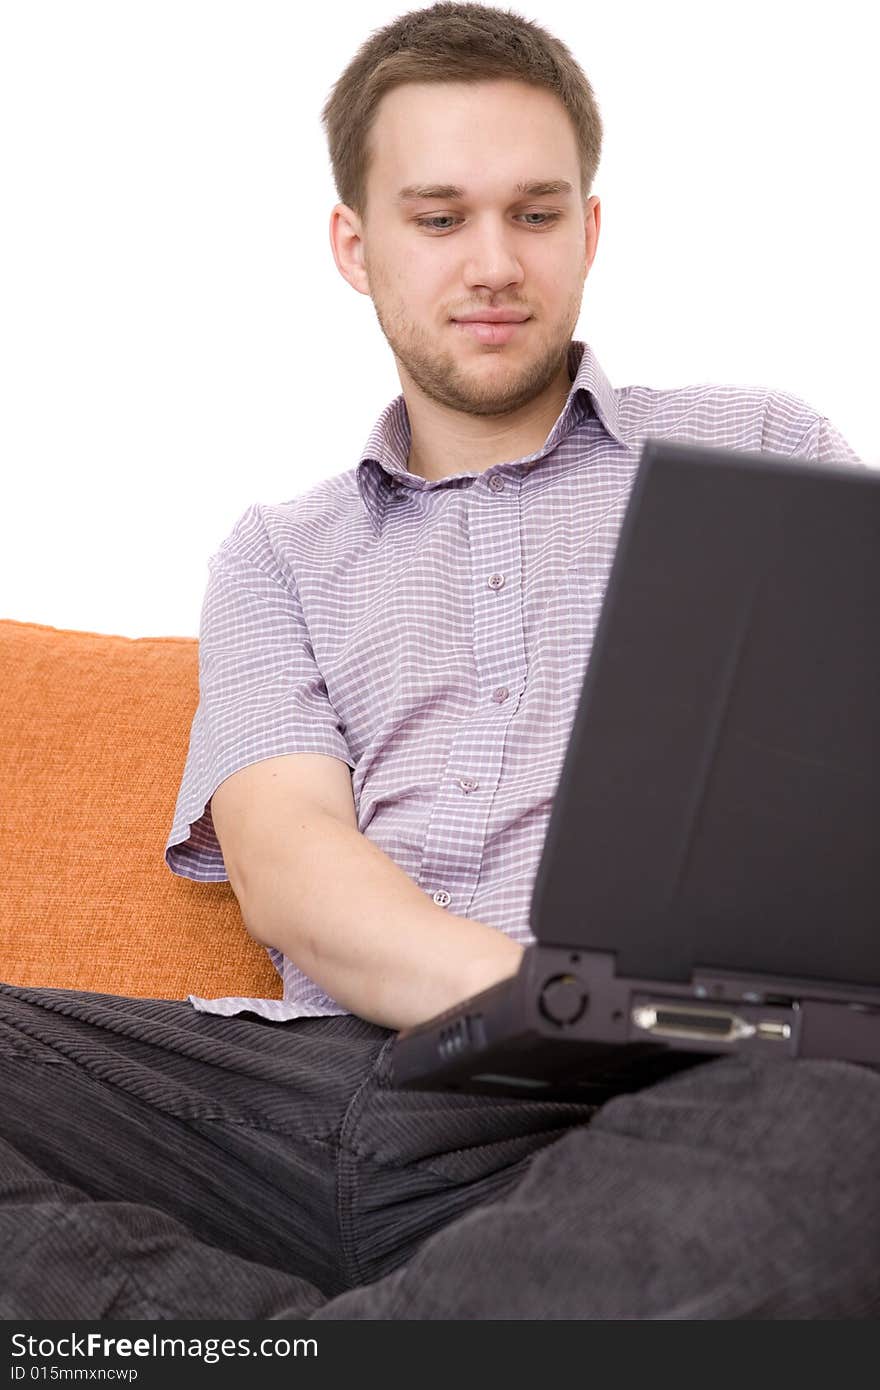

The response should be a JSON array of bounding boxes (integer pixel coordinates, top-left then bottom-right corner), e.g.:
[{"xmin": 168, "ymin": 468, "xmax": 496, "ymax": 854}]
[{"xmin": 452, "ymin": 319, "xmax": 530, "ymax": 346}]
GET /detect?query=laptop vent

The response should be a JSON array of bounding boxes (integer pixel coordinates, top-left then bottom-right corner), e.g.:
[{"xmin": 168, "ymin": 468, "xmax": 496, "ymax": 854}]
[{"xmin": 438, "ymin": 1016, "xmax": 475, "ymax": 1061}]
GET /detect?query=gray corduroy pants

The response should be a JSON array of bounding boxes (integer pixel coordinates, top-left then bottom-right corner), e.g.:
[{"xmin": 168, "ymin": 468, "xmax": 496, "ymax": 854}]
[{"xmin": 1, "ymin": 980, "xmax": 878, "ymax": 1320}]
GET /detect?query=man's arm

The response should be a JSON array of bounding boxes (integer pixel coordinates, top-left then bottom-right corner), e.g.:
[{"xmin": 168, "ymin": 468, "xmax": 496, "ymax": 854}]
[{"xmin": 210, "ymin": 754, "xmax": 524, "ymax": 1031}]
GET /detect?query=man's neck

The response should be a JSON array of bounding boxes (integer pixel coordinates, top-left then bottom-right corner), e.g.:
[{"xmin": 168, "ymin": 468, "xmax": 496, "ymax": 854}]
[{"xmin": 405, "ymin": 377, "xmax": 572, "ymax": 482}]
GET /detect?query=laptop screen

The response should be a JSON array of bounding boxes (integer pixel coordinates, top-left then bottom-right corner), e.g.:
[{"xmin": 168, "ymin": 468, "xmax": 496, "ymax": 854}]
[{"xmin": 529, "ymin": 440, "xmax": 879, "ymax": 987}]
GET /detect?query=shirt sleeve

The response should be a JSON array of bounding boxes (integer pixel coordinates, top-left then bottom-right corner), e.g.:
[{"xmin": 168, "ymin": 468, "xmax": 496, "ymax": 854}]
[
  {"xmin": 164, "ymin": 503, "xmax": 355, "ymax": 881},
  {"xmin": 764, "ymin": 390, "xmax": 866, "ymax": 469},
  {"xmin": 798, "ymin": 412, "xmax": 866, "ymax": 468}
]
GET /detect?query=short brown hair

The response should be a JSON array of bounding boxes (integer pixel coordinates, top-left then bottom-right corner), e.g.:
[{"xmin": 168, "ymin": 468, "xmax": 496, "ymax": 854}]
[{"xmin": 320, "ymin": 2, "xmax": 603, "ymax": 223}]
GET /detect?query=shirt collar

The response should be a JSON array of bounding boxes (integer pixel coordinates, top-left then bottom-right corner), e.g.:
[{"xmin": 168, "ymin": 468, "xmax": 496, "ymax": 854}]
[{"xmin": 356, "ymin": 338, "xmax": 628, "ymax": 532}]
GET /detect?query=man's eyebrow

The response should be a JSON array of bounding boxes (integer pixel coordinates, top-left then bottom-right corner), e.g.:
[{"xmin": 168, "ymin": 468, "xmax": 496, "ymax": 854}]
[{"xmin": 396, "ymin": 179, "xmax": 574, "ymax": 203}]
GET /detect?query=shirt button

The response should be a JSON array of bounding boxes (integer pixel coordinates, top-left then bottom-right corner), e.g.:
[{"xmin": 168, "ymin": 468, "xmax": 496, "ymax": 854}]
[
  {"xmin": 432, "ymin": 890, "xmax": 452, "ymax": 908},
  {"xmin": 489, "ymin": 474, "xmax": 505, "ymax": 492},
  {"xmin": 458, "ymin": 778, "xmax": 479, "ymax": 793},
  {"xmin": 488, "ymin": 573, "xmax": 505, "ymax": 590},
  {"xmin": 492, "ymin": 686, "xmax": 509, "ymax": 703}
]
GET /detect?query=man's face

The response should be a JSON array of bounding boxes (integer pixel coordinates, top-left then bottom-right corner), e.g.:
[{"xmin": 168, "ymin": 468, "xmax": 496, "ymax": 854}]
[{"xmin": 339, "ymin": 79, "xmax": 600, "ymax": 419}]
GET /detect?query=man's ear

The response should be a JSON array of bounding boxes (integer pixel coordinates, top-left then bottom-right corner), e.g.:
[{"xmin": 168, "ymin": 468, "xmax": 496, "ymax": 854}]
[
  {"xmin": 585, "ymin": 196, "xmax": 601, "ymax": 270},
  {"xmin": 329, "ymin": 203, "xmax": 371, "ymax": 298}
]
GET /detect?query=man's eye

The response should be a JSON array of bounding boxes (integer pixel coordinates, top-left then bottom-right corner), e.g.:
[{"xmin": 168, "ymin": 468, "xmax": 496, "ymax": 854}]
[{"xmin": 415, "ymin": 213, "xmax": 560, "ymax": 231}]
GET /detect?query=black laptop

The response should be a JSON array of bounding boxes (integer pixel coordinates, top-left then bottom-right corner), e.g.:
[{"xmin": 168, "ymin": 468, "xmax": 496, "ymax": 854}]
[{"xmin": 391, "ymin": 438, "xmax": 880, "ymax": 1102}]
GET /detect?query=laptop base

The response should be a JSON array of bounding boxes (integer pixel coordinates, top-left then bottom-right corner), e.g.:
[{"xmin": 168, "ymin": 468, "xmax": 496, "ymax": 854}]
[{"xmin": 391, "ymin": 946, "xmax": 880, "ymax": 1101}]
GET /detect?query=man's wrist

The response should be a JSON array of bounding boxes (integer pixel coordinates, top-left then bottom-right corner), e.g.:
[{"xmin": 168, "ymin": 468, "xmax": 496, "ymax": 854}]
[{"xmin": 461, "ymin": 924, "xmax": 525, "ymax": 1001}]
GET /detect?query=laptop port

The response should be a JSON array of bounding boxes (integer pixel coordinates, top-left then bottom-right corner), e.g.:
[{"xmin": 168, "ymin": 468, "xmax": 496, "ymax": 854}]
[
  {"xmin": 633, "ymin": 1003, "xmax": 761, "ymax": 1043},
  {"xmin": 539, "ymin": 973, "xmax": 588, "ymax": 1026}
]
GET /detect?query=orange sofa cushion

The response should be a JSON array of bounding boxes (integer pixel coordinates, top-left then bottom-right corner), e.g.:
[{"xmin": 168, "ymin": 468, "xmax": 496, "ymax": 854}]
[{"xmin": 0, "ymin": 618, "xmax": 282, "ymax": 1000}]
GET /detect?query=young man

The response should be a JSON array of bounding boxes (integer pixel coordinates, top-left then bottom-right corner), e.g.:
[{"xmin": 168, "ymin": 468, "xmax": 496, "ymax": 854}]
[{"xmin": 1, "ymin": 3, "xmax": 877, "ymax": 1321}]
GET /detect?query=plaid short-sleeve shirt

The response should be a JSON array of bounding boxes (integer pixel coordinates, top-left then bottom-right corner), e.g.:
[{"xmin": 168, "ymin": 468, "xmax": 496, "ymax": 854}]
[{"xmin": 164, "ymin": 339, "xmax": 863, "ymax": 1020}]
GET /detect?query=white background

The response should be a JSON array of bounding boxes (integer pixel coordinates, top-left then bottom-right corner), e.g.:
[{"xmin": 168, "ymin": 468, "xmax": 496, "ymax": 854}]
[{"xmin": 2, "ymin": 0, "xmax": 877, "ymax": 637}]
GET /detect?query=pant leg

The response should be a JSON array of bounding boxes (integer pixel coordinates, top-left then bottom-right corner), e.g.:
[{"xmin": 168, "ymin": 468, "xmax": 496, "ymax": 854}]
[
  {"xmin": 314, "ymin": 1050, "xmax": 880, "ymax": 1319},
  {"xmin": 0, "ymin": 980, "xmax": 600, "ymax": 1316},
  {"xmin": 0, "ymin": 979, "xmax": 394, "ymax": 1312},
  {"xmin": 0, "ymin": 1136, "xmax": 327, "ymax": 1320}
]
